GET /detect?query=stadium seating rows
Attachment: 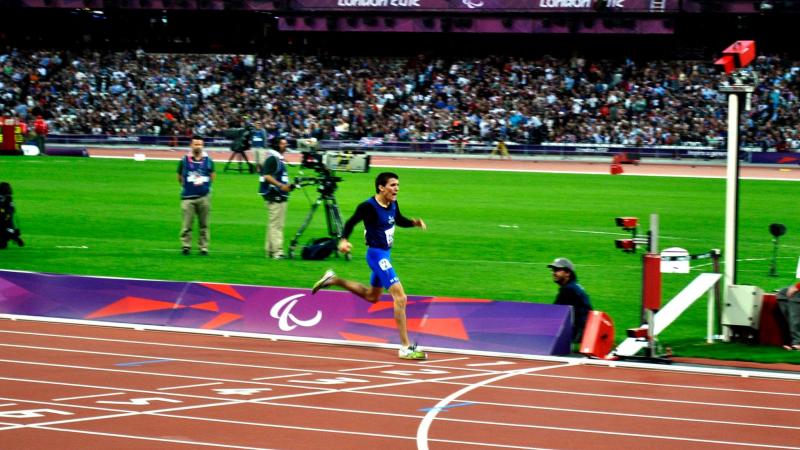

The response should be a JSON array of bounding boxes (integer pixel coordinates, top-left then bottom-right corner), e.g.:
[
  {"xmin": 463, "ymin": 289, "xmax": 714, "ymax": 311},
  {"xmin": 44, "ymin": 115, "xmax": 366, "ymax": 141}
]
[{"xmin": 1, "ymin": 49, "xmax": 798, "ymax": 150}]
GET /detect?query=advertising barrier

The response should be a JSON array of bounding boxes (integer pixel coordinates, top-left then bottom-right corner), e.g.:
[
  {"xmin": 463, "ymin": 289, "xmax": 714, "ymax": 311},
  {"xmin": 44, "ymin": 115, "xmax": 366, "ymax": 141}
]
[
  {"xmin": 290, "ymin": 0, "xmax": 677, "ymax": 12},
  {"xmin": 0, "ymin": 270, "xmax": 573, "ymax": 356}
]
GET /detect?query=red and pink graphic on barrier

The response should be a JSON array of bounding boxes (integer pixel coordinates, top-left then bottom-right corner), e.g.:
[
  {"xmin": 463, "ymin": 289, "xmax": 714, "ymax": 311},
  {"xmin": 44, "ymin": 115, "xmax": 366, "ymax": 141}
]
[{"xmin": 0, "ymin": 270, "xmax": 572, "ymax": 355}]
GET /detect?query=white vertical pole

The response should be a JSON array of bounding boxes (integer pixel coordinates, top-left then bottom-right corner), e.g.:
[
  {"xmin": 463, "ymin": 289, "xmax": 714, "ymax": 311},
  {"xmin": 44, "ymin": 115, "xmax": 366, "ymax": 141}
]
[
  {"xmin": 724, "ymin": 93, "xmax": 740, "ymax": 290},
  {"xmin": 707, "ymin": 287, "xmax": 714, "ymax": 343},
  {"xmin": 646, "ymin": 213, "xmax": 659, "ymax": 356}
]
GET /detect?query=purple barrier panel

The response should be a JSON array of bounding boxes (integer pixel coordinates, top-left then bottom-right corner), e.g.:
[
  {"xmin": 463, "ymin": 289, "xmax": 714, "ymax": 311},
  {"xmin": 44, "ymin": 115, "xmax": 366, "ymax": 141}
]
[
  {"xmin": 291, "ymin": 0, "xmax": 669, "ymax": 12},
  {"xmin": 0, "ymin": 270, "xmax": 572, "ymax": 356},
  {"xmin": 748, "ymin": 152, "xmax": 800, "ymax": 165}
]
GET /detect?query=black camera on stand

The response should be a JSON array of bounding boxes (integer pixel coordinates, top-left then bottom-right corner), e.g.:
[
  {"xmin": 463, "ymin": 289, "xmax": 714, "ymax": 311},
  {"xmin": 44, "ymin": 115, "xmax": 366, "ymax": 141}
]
[
  {"xmin": 288, "ymin": 150, "xmax": 370, "ymax": 260},
  {"xmin": 224, "ymin": 124, "xmax": 255, "ymax": 173}
]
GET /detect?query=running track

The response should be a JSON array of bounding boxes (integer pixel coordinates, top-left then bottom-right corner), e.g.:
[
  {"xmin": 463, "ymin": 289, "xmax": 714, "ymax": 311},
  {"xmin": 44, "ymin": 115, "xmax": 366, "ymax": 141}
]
[
  {"xmin": 6, "ymin": 150, "xmax": 797, "ymax": 448},
  {"xmin": 85, "ymin": 147, "xmax": 800, "ymax": 181},
  {"xmin": 1, "ymin": 318, "xmax": 799, "ymax": 450}
]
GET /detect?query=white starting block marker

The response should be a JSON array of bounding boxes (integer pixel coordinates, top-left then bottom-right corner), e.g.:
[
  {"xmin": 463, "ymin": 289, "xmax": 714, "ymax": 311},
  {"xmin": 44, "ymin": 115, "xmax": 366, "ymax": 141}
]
[{"xmin": 615, "ymin": 272, "xmax": 722, "ymax": 357}]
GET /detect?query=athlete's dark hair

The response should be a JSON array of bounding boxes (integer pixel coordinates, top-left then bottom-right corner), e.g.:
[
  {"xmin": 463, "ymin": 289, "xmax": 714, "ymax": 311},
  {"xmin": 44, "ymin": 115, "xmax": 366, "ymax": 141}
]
[{"xmin": 375, "ymin": 172, "xmax": 399, "ymax": 193}]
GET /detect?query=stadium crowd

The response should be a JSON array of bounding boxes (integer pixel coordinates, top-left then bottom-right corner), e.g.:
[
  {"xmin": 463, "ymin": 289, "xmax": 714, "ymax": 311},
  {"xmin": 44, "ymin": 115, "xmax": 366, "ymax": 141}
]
[{"xmin": 1, "ymin": 48, "xmax": 799, "ymax": 150}]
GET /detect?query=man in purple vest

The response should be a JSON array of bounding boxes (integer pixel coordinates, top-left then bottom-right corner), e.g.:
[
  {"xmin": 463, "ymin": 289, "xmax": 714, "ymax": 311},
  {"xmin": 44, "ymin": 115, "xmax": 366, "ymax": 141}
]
[{"xmin": 177, "ymin": 136, "xmax": 215, "ymax": 255}]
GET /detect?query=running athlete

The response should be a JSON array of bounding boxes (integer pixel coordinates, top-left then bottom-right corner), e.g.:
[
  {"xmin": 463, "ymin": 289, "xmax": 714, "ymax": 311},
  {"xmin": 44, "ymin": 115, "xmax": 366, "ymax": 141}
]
[{"xmin": 311, "ymin": 172, "xmax": 428, "ymax": 360}]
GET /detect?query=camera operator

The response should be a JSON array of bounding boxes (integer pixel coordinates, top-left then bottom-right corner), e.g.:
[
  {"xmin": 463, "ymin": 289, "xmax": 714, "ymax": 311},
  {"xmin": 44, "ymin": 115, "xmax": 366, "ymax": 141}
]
[{"xmin": 259, "ymin": 138, "xmax": 294, "ymax": 260}]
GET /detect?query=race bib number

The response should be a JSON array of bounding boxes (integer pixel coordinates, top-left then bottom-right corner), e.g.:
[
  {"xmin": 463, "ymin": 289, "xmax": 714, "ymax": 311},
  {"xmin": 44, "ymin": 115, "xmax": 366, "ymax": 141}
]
[
  {"xmin": 385, "ymin": 226, "xmax": 395, "ymax": 247},
  {"xmin": 378, "ymin": 258, "xmax": 393, "ymax": 271}
]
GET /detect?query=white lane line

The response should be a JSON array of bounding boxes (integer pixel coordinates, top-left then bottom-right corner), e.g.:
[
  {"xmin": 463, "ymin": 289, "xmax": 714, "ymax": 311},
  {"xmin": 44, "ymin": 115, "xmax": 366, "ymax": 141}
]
[
  {"xmin": 31, "ymin": 426, "xmax": 276, "ymax": 450},
  {"xmin": 0, "ymin": 376, "xmax": 304, "ymax": 404},
  {"xmin": 417, "ymin": 362, "xmax": 574, "ymax": 450},
  {"xmin": 429, "ymin": 379, "xmax": 800, "ymax": 412},
  {"xmin": 2, "ymin": 361, "xmax": 796, "ymax": 448},
  {"xmin": 147, "ymin": 411, "xmax": 543, "ymax": 450},
  {"xmin": 53, "ymin": 392, "xmax": 125, "ymax": 401},
  {"xmin": 527, "ymin": 373, "xmax": 800, "ymax": 398},
  {"xmin": 2, "ymin": 326, "xmax": 798, "ymax": 382},
  {"xmin": 0, "ymin": 329, "xmax": 492, "ymax": 373},
  {"xmin": 339, "ymin": 365, "xmax": 394, "ymax": 372},
  {"xmin": 0, "ymin": 396, "xmax": 133, "ymax": 414},
  {"xmin": 466, "ymin": 361, "xmax": 516, "ymax": 367},
  {"xmin": 0, "ymin": 358, "xmax": 334, "ymax": 394},
  {"xmin": 286, "ymin": 390, "xmax": 800, "ymax": 430},
  {"xmin": 4, "ymin": 353, "xmax": 799, "ymax": 415},
  {"xmin": 157, "ymin": 382, "xmax": 223, "ymax": 391},
  {"xmin": 419, "ymin": 357, "xmax": 469, "ymax": 365},
  {"xmin": 5, "ymin": 367, "xmax": 799, "ymax": 433},
  {"xmin": 252, "ymin": 373, "xmax": 311, "ymax": 381},
  {"xmin": 0, "ymin": 343, "xmax": 447, "ymax": 383}
]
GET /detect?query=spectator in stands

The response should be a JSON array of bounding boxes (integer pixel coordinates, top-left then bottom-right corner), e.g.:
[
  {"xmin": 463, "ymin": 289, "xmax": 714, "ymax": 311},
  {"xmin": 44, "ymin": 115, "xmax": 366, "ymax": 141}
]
[
  {"xmin": 177, "ymin": 136, "xmax": 215, "ymax": 256},
  {"xmin": 5, "ymin": 49, "xmax": 800, "ymax": 150},
  {"xmin": 258, "ymin": 138, "xmax": 294, "ymax": 260},
  {"xmin": 548, "ymin": 257, "xmax": 593, "ymax": 343},
  {"xmin": 778, "ymin": 281, "xmax": 800, "ymax": 351}
]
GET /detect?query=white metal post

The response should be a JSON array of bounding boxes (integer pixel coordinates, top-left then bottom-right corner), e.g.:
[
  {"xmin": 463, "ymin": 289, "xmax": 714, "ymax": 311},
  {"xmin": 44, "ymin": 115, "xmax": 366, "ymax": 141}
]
[
  {"xmin": 724, "ymin": 93, "xmax": 740, "ymax": 289},
  {"xmin": 707, "ymin": 287, "xmax": 715, "ymax": 343}
]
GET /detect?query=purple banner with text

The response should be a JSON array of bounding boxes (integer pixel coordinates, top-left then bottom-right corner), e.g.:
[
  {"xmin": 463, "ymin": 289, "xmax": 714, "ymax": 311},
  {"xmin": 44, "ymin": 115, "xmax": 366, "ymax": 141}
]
[
  {"xmin": 291, "ymin": 0, "xmax": 675, "ymax": 12},
  {"xmin": 0, "ymin": 270, "xmax": 572, "ymax": 356}
]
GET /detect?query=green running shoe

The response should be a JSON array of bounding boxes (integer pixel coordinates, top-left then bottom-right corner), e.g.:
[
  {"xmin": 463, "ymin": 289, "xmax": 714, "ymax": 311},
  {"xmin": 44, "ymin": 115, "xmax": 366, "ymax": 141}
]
[
  {"xmin": 311, "ymin": 269, "xmax": 335, "ymax": 295},
  {"xmin": 398, "ymin": 344, "xmax": 427, "ymax": 360}
]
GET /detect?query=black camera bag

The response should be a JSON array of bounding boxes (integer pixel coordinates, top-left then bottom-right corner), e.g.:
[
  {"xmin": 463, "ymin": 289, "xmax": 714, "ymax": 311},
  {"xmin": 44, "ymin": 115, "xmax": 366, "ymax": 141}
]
[{"xmin": 301, "ymin": 237, "xmax": 337, "ymax": 260}]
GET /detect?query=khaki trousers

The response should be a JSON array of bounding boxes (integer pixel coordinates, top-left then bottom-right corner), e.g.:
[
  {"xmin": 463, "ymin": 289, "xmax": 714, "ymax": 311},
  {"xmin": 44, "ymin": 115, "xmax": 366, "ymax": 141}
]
[
  {"xmin": 180, "ymin": 195, "xmax": 210, "ymax": 251},
  {"xmin": 266, "ymin": 200, "xmax": 287, "ymax": 257}
]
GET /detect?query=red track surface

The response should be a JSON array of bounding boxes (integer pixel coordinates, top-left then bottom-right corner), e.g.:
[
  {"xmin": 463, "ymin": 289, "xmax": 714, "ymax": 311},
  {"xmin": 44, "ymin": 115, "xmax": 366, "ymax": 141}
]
[
  {"xmin": 1, "ymin": 319, "xmax": 799, "ymax": 450},
  {"xmin": 86, "ymin": 147, "xmax": 800, "ymax": 181},
  {"xmin": 9, "ymin": 149, "xmax": 793, "ymax": 448}
]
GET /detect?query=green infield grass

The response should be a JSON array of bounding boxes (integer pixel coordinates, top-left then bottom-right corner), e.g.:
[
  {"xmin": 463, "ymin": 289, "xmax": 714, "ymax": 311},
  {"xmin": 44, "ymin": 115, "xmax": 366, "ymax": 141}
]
[{"xmin": 1, "ymin": 155, "xmax": 799, "ymax": 364}]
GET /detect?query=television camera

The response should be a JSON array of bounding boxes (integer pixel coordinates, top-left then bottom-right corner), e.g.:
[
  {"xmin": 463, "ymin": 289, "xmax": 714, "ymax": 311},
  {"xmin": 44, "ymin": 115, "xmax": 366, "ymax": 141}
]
[
  {"xmin": 224, "ymin": 124, "xmax": 255, "ymax": 173},
  {"xmin": 288, "ymin": 150, "xmax": 371, "ymax": 260}
]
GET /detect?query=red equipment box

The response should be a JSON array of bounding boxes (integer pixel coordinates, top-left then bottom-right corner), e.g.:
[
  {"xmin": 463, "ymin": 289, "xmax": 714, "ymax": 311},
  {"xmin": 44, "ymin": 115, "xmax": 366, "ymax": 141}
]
[
  {"xmin": 715, "ymin": 40, "xmax": 756, "ymax": 74},
  {"xmin": 580, "ymin": 310, "xmax": 615, "ymax": 359}
]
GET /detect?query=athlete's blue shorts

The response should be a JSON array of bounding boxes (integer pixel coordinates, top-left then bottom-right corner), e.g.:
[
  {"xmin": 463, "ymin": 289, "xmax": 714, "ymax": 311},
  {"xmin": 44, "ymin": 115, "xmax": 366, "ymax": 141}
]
[{"xmin": 366, "ymin": 247, "xmax": 400, "ymax": 289}]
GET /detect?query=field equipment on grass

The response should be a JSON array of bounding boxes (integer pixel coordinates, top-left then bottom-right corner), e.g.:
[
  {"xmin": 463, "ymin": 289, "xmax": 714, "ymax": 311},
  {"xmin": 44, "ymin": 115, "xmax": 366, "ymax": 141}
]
[{"xmin": 288, "ymin": 150, "xmax": 370, "ymax": 260}]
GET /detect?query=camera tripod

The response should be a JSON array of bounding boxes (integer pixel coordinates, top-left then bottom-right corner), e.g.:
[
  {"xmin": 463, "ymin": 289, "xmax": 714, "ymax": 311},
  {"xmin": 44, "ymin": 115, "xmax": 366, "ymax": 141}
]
[
  {"xmin": 224, "ymin": 150, "xmax": 254, "ymax": 173},
  {"xmin": 288, "ymin": 187, "xmax": 351, "ymax": 260}
]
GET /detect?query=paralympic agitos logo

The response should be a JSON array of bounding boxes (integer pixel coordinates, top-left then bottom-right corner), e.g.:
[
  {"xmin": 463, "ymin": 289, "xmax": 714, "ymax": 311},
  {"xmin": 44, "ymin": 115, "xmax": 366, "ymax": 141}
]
[{"xmin": 269, "ymin": 294, "xmax": 323, "ymax": 331}]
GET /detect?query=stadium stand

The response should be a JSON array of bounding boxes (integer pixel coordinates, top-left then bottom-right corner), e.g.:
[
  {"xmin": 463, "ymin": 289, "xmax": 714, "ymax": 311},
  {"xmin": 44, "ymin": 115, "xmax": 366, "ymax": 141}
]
[{"xmin": 0, "ymin": 1, "xmax": 799, "ymax": 151}]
